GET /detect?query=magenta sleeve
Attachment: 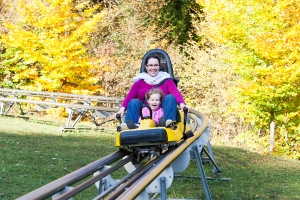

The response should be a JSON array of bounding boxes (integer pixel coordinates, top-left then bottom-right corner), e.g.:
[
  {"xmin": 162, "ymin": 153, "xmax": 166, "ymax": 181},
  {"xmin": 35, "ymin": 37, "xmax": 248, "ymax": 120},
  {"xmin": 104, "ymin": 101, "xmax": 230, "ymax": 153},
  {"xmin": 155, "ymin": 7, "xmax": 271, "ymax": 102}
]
[
  {"xmin": 164, "ymin": 79, "xmax": 185, "ymax": 104},
  {"xmin": 121, "ymin": 81, "xmax": 140, "ymax": 108}
]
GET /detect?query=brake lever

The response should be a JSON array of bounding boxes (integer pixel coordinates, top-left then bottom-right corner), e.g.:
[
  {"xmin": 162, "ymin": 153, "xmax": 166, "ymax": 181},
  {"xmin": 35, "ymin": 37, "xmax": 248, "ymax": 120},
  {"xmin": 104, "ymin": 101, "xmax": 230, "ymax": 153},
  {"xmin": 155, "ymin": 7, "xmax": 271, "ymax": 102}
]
[{"xmin": 116, "ymin": 114, "xmax": 122, "ymax": 124}]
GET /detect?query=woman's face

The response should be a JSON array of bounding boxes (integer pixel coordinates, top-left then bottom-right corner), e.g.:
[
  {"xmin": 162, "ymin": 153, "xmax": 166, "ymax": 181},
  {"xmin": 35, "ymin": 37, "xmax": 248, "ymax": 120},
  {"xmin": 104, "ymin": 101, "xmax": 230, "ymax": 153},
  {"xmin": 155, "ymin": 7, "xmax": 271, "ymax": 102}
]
[{"xmin": 145, "ymin": 58, "xmax": 160, "ymax": 77}]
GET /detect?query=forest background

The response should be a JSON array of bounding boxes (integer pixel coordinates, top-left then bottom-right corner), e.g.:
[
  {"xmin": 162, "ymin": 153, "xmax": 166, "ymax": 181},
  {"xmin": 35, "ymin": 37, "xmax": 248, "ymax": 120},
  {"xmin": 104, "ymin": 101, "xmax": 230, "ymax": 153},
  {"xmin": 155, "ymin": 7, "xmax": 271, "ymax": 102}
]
[{"xmin": 0, "ymin": 0, "xmax": 299, "ymax": 160}]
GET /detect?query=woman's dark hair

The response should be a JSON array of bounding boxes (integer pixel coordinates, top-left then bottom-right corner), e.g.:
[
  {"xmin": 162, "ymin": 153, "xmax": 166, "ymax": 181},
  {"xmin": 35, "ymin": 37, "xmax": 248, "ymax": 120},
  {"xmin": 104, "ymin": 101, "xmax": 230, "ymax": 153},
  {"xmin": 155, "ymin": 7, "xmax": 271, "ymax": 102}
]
[{"xmin": 145, "ymin": 54, "xmax": 161, "ymax": 65}]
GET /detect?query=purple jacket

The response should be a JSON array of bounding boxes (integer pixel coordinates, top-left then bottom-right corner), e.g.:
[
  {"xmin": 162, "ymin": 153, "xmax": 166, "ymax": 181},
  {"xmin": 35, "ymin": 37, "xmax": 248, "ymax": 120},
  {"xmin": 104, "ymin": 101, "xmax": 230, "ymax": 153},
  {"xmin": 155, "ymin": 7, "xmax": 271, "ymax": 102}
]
[{"xmin": 121, "ymin": 79, "xmax": 185, "ymax": 109}]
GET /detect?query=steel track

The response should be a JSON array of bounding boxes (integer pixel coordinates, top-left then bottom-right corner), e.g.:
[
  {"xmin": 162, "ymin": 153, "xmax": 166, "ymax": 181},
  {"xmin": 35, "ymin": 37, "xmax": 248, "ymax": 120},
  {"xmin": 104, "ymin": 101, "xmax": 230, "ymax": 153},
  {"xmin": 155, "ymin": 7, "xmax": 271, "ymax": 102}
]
[
  {"xmin": 114, "ymin": 109, "xmax": 208, "ymax": 200},
  {"xmin": 16, "ymin": 109, "xmax": 208, "ymax": 200},
  {"xmin": 16, "ymin": 150, "xmax": 130, "ymax": 200}
]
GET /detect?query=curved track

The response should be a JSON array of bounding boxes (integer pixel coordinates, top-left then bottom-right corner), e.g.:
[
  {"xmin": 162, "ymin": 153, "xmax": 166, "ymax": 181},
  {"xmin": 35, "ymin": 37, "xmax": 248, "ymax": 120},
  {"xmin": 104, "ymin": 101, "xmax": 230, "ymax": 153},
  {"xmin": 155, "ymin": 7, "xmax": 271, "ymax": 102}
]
[
  {"xmin": 16, "ymin": 108, "xmax": 209, "ymax": 200},
  {"xmin": 16, "ymin": 150, "xmax": 130, "ymax": 200},
  {"xmin": 113, "ymin": 109, "xmax": 208, "ymax": 199}
]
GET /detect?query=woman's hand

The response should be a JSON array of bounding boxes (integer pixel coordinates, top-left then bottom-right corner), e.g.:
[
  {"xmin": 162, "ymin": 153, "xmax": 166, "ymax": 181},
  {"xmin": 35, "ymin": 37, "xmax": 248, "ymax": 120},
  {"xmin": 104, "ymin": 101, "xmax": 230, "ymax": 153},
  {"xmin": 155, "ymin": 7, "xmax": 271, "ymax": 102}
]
[
  {"xmin": 116, "ymin": 106, "xmax": 126, "ymax": 117},
  {"xmin": 179, "ymin": 103, "xmax": 189, "ymax": 111}
]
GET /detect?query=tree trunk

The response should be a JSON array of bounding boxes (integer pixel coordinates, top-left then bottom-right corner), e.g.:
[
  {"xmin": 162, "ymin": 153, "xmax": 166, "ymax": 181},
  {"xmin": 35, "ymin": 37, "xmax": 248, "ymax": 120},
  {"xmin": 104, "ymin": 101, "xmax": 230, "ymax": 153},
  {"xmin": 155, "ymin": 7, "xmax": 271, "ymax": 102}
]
[{"xmin": 269, "ymin": 112, "xmax": 275, "ymax": 152}]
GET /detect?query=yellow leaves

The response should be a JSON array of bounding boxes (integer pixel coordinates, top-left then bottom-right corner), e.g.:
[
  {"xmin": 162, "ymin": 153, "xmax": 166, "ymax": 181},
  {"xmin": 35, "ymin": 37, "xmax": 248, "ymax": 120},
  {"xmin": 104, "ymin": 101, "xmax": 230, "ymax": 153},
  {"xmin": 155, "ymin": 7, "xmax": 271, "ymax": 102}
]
[
  {"xmin": 196, "ymin": 1, "xmax": 300, "ymax": 151},
  {"xmin": 1, "ymin": 0, "xmax": 105, "ymax": 94},
  {"xmin": 198, "ymin": 0, "xmax": 300, "ymax": 91},
  {"xmin": 12, "ymin": 65, "xmax": 39, "ymax": 83},
  {"xmin": 199, "ymin": 0, "xmax": 300, "ymax": 65}
]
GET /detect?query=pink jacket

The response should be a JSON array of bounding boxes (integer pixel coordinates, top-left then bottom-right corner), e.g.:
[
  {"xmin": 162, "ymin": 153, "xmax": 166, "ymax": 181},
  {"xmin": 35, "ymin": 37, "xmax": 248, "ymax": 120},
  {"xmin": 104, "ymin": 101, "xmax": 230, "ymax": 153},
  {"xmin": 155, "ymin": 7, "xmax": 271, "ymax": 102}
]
[
  {"xmin": 121, "ymin": 79, "xmax": 185, "ymax": 109},
  {"xmin": 138, "ymin": 106, "xmax": 164, "ymax": 125}
]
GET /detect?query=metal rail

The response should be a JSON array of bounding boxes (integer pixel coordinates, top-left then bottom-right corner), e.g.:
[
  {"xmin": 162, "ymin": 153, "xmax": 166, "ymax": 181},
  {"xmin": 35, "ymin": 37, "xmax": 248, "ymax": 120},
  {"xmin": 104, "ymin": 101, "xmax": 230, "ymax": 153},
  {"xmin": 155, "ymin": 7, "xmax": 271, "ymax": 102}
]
[
  {"xmin": 0, "ymin": 97, "xmax": 119, "ymax": 112},
  {"xmin": 0, "ymin": 88, "xmax": 124, "ymax": 102},
  {"xmin": 15, "ymin": 107, "xmax": 217, "ymax": 200},
  {"xmin": 92, "ymin": 155, "xmax": 154, "ymax": 200},
  {"xmin": 16, "ymin": 150, "xmax": 129, "ymax": 200},
  {"xmin": 0, "ymin": 88, "xmax": 123, "ymax": 130},
  {"xmin": 104, "ymin": 145, "xmax": 179, "ymax": 200},
  {"xmin": 115, "ymin": 109, "xmax": 208, "ymax": 199},
  {"xmin": 55, "ymin": 153, "xmax": 137, "ymax": 200}
]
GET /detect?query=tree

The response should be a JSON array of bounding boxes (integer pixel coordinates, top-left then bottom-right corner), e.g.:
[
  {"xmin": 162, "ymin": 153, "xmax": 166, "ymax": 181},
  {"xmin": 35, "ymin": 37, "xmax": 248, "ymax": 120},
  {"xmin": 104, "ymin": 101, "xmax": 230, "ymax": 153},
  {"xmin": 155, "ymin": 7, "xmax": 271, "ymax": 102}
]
[
  {"xmin": 158, "ymin": 0, "xmax": 203, "ymax": 45},
  {"xmin": 0, "ymin": 0, "xmax": 105, "ymax": 94},
  {"xmin": 198, "ymin": 0, "xmax": 300, "ymax": 158}
]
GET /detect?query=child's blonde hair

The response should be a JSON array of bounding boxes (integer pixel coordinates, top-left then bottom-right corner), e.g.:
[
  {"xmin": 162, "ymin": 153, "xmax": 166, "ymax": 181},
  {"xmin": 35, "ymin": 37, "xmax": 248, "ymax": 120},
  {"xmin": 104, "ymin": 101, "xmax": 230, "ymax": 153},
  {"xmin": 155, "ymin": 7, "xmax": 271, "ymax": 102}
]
[{"xmin": 145, "ymin": 88, "xmax": 164, "ymax": 102}]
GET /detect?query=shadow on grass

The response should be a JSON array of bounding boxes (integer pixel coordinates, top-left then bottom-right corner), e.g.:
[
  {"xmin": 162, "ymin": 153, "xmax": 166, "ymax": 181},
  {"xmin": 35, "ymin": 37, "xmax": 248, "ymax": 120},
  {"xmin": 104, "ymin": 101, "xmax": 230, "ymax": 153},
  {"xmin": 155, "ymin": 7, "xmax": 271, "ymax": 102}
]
[
  {"xmin": 168, "ymin": 145, "xmax": 300, "ymax": 200},
  {"xmin": 0, "ymin": 131, "xmax": 117, "ymax": 199},
  {"xmin": 1, "ymin": 130, "xmax": 299, "ymax": 200}
]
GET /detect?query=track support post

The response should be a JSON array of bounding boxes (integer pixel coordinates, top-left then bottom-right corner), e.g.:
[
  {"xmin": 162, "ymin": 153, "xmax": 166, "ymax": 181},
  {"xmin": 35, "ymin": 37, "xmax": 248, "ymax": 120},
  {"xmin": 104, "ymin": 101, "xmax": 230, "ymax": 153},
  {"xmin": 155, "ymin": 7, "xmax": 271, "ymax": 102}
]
[
  {"xmin": 98, "ymin": 179, "xmax": 106, "ymax": 196},
  {"xmin": 3, "ymin": 101, "xmax": 14, "ymax": 115},
  {"xmin": 160, "ymin": 177, "xmax": 167, "ymax": 200},
  {"xmin": 192, "ymin": 145, "xmax": 212, "ymax": 200},
  {"xmin": 71, "ymin": 109, "xmax": 87, "ymax": 128}
]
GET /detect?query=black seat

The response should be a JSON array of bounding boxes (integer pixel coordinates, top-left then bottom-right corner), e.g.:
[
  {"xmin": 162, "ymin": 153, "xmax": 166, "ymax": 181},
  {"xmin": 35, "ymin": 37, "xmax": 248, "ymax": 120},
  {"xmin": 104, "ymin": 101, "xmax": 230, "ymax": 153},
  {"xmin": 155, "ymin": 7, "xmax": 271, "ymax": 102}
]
[
  {"xmin": 140, "ymin": 49, "xmax": 179, "ymax": 86},
  {"xmin": 120, "ymin": 128, "xmax": 168, "ymax": 145}
]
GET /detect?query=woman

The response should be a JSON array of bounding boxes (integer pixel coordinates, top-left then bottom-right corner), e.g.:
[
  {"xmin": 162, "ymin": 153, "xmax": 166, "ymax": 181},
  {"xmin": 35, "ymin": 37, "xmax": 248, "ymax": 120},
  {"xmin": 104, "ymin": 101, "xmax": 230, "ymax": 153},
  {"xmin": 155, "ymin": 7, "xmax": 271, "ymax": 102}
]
[{"xmin": 116, "ymin": 54, "xmax": 188, "ymax": 130}]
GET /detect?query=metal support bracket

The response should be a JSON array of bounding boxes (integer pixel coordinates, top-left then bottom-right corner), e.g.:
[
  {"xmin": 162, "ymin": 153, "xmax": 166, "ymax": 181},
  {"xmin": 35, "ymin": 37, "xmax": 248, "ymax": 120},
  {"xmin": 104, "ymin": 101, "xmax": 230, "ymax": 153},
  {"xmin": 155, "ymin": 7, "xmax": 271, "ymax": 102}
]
[
  {"xmin": 52, "ymin": 186, "xmax": 74, "ymax": 200},
  {"xmin": 160, "ymin": 177, "xmax": 167, "ymax": 200},
  {"xmin": 192, "ymin": 145, "xmax": 212, "ymax": 200}
]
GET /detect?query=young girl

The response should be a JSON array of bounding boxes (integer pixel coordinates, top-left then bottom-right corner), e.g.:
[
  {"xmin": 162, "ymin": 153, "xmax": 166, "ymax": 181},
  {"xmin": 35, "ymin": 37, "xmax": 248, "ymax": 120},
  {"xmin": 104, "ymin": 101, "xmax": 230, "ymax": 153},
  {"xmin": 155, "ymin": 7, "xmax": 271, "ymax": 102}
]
[
  {"xmin": 121, "ymin": 88, "xmax": 164, "ymax": 130},
  {"xmin": 139, "ymin": 88, "xmax": 164, "ymax": 125}
]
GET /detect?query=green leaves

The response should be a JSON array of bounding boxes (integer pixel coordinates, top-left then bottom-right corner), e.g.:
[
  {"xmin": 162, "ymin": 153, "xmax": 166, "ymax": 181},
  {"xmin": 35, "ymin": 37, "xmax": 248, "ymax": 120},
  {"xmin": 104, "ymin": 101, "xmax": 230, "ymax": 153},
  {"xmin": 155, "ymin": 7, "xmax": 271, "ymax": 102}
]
[
  {"xmin": 198, "ymin": 0, "xmax": 300, "ymax": 158},
  {"xmin": 158, "ymin": 0, "xmax": 203, "ymax": 44}
]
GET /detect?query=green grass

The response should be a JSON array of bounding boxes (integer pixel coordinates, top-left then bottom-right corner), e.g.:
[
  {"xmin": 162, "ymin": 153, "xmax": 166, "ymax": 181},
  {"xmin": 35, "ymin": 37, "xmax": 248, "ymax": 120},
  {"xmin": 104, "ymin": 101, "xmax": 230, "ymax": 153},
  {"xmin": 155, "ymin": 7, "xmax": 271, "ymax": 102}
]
[{"xmin": 1, "ymin": 115, "xmax": 300, "ymax": 200}]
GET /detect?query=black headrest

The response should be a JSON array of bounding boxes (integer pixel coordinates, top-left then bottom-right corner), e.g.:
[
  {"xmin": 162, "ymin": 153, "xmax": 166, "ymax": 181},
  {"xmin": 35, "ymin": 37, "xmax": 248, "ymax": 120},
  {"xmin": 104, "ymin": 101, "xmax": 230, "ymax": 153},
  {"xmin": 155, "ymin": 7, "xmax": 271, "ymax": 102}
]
[{"xmin": 140, "ymin": 49, "xmax": 179, "ymax": 85}]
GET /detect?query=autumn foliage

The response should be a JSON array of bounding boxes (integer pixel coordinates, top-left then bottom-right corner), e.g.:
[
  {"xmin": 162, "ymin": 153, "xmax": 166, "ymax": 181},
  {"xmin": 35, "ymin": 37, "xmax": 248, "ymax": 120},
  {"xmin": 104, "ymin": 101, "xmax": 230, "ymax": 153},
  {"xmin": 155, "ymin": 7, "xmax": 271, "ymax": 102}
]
[
  {"xmin": 1, "ymin": 0, "xmax": 105, "ymax": 94},
  {"xmin": 198, "ymin": 0, "xmax": 300, "ymax": 158},
  {"xmin": 1, "ymin": 0, "xmax": 300, "ymax": 159}
]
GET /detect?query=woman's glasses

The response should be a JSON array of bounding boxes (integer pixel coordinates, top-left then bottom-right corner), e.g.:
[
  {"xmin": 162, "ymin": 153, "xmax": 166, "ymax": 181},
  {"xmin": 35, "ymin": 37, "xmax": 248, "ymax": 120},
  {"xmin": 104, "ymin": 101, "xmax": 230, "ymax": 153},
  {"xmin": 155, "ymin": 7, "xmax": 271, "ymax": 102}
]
[{"xmin": 146, "ymin": 64, "xmax": 160, "ymax": 68}]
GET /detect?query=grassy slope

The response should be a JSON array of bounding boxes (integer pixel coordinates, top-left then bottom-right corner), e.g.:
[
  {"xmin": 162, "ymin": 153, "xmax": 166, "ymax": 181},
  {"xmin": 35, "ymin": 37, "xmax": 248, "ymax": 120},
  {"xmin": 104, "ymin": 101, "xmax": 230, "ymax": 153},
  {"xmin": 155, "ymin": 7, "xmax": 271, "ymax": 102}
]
[{"xmin": 0, "ymin": 116, "xmax": 299, "ymax": 200}]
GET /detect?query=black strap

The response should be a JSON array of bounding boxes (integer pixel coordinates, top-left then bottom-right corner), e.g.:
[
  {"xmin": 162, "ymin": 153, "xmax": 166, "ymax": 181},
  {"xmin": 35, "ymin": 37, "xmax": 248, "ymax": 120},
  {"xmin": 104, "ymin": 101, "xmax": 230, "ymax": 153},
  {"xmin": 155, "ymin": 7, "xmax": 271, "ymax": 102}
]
[
  {"xmin": 140, "ymin": 105, "xmax": 152, "ymax": 119},
  {"xmin": 154, "ymin": 78, "xmax": 171, "ymax": 88}
]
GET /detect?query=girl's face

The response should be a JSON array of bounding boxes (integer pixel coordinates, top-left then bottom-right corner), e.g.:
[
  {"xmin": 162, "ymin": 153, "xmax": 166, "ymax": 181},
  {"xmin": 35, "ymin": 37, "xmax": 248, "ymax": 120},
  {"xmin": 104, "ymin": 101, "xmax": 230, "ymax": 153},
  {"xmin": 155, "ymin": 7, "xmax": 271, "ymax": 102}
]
[
  {"xmin": 145, "ymin": 58, "xmax": 160, "ymax": 77},
  {"xmin": 147, "ymin": 93, "xmax": 161, "ymax": 110}
]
